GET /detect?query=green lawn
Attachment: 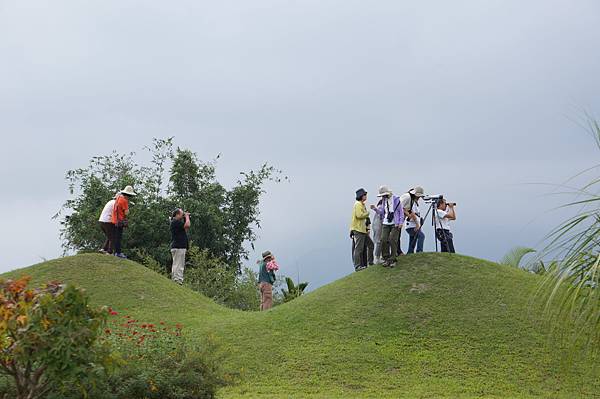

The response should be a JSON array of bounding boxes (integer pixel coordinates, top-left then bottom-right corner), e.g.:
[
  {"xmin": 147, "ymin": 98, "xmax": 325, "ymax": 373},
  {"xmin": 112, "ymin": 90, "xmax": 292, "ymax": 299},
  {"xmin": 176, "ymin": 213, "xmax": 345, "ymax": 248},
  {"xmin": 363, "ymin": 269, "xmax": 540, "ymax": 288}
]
[{"xmin": 6, "ymin": 253, "xmax": 600, "ymax": 398}]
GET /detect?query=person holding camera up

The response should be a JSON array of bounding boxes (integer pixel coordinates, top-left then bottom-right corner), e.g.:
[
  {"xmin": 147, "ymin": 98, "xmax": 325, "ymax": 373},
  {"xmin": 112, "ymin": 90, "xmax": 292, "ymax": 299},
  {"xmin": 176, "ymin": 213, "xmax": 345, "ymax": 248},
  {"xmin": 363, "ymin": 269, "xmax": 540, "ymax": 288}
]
[
  {"xmin": 374, "ymin": 185, "xmax": 404, "ymax": 267},
  {"xmin": 350, "ymin": 188, "xmax": 370, "ymax": 272},
  {"xmin": 399, "ymin": 186, "xmax": 426, "ymax": 254},
  {"xmin": 170, "ymin": 208, "xmax": 191, "ymax": 284},
  {"xmin": 435, "ymin": 199, "xmax": 456, "ymax": 253},
  {"xmin": 111, "ymin": 185, "xmax": 136, "ymax": 259}
]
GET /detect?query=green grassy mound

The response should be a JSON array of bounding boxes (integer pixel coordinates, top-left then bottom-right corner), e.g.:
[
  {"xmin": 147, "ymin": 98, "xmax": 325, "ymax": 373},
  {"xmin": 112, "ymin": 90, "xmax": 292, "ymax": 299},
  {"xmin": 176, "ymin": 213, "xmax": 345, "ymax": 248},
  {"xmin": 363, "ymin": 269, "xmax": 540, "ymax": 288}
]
[{"xmin": 6, "ymin": 253, "xmax": 600, "ymax": 398}]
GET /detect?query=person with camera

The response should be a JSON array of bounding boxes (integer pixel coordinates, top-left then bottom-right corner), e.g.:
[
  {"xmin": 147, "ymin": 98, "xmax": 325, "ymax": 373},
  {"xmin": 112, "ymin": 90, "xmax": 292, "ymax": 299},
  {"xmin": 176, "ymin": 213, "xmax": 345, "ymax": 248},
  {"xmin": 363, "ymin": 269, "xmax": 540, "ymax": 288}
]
[
  {"xmin": 374, "ymin": 185, "xmax": 403, "ymax": 267},
  {"xmin": 435, "ymin": 199, "xmax": 456, "ymax": 253},
  {"xmin": 350, "ymin": 188, "xmax": 370, "ymax": 272},
  {"xmin": 170, "ymin": 208, "xmax": 191, "ymax": 284},
  {"xmin": 258, "ymin": 251, "xmax": 277, "ymax": 310},
  {"xmin": 399, "ymin": 186, "xmax": 426, "ymax": 254},
  {"xmin": 111, "ymin": 185, "xmax": 137, "ymax": 259}
]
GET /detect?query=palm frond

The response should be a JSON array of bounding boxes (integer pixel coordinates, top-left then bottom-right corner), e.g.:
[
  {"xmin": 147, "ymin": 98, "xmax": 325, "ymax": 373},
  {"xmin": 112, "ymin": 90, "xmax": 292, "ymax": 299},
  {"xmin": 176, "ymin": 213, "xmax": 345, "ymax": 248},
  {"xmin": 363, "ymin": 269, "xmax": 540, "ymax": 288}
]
[
  {"xmin": 500, "ymin": 247, "xmax": 536, "ymax": 269},
  {"xmin": 538, "ymin": 115, "xmax": 600, "ymax": 357}
]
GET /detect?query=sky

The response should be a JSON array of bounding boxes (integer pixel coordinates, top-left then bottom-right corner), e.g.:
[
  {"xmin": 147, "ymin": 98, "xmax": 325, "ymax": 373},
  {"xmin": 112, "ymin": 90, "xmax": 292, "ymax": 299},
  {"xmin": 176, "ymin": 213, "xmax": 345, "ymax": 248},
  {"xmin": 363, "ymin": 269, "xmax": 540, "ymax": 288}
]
[{"xmin": 1, "ymin": 0, "xmax": 600, "ymax": 289}]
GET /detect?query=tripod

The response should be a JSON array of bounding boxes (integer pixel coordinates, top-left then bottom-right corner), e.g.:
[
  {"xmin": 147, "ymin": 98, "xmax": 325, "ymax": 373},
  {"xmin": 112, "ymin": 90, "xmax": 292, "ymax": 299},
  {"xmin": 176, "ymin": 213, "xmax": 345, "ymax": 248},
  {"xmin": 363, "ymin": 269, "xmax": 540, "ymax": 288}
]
[{"xmin": 421, "ymin": 200, "xmax": 450, "ymax": 253}]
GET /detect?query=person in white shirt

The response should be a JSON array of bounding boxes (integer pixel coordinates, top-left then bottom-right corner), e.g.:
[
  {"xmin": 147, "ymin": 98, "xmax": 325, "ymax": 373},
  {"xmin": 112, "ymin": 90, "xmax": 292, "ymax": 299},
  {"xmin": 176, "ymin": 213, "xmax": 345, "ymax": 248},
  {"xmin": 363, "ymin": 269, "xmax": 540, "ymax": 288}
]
[
  {"xmin": 399, "ymin": 186, "xmax": 426, "ymax": 254},
  {"xmin": 98, "ymin": 197, "xmax": 116, "ymax": 254},
  {"xmin": 435, "ymin": 198, "xmax": 456, "ymax": 253}
]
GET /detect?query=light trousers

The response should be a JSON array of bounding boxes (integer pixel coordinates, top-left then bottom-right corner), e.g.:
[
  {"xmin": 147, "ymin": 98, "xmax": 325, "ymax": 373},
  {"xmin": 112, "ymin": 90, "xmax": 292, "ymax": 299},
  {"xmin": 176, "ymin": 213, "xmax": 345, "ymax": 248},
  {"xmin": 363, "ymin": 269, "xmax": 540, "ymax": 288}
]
[{"xmin": 170, "ymin": 248, "xmax": 186, "ymax": 284}]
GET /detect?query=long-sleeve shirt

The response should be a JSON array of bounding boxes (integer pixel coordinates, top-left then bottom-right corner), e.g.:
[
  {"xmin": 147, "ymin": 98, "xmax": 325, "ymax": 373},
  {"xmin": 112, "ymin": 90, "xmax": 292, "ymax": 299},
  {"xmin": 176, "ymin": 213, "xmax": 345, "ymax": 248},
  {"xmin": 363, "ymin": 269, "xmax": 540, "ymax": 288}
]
[
  {"xmin": 376, "ymin": 196, "xmax": 404, "ymax": 226},
  {"xmin": 258, "ymin": 261, "xmax": 276, "ymax": 285},
  {"xmin": 350, "ymin": 201, "xmax": 369, "ymax": 233}
]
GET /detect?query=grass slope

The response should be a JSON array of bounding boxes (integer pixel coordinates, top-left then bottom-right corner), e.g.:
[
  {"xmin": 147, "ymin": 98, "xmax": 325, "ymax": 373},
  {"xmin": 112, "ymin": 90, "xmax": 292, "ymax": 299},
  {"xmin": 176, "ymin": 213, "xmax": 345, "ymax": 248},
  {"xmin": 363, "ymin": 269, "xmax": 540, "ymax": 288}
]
[{"xmin": 6, "ymin": 253, "xmax": 600, "ymax": 398}]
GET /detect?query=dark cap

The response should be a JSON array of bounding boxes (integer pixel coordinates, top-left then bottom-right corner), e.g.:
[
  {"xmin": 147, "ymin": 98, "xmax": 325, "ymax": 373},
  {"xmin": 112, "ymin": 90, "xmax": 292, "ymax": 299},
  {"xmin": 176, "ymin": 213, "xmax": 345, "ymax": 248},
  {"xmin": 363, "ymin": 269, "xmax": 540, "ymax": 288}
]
[
  {"xmin": 262, "ymin": 251, "xmax": 273, "ymax": 260},
  {"xmin": 355, "ymin": 188, "xmax": 367, "ymax": 201}
]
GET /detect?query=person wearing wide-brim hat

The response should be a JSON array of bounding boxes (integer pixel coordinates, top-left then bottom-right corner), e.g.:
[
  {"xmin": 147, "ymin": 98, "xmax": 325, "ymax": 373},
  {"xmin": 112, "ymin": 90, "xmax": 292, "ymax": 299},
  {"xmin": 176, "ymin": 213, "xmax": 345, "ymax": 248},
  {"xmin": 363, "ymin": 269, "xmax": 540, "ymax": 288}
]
[
  {"xmin": 374, "ymin": 185, "xmax": 404, "ymax": 267},
  {"xmin": 350, "ymin": 188, "xmax": 370, "ymax": 271},
  {"xmin": 111, "ymin": 185, "xmax": 137, "ymax": 259},
  {"xmin": 399, "ymin": 186, "xmax": 426, "ymax": 254},
  {"xmin": 258, "ymin": 251, "xmax": 276, "ymax": 310}
]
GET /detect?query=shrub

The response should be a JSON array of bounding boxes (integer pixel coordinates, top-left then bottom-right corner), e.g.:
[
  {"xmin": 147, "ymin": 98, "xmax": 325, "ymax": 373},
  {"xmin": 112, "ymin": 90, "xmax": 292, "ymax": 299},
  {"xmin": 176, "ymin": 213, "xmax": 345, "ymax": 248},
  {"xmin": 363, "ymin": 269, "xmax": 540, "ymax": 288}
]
[
  {"xmin": 185, "ymin": 248, "xmax": 260, "ymax": 311},
  {"xmin": 0, "ymin": 277, "xmax": 108, "ymax": 399},
  {"xmin": 49, "ymin": 311, "xmax": 234, "ymax": 399}
]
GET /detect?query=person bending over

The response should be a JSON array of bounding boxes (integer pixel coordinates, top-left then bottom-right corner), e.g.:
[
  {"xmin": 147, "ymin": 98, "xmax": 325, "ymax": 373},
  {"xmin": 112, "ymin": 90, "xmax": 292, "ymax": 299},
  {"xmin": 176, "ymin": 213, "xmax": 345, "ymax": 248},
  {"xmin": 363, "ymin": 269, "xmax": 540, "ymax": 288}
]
[
  {"xmin": 98, "ymin": 196, "xmax": 116, "ymax": 254},
  {"xmin": 400, "ymin": 186, "xmax": 426, "ymax": 254},
  {"xmin": 435, "ymin": 199, "xmax": 456, "ymax": 253},
  {"xmin": 111, "ymin": 185, "xmax": 137, "ymax": 259},
  {"xmin": 170, "ymin": 208, "xmax": 191, "ymax": 284}
]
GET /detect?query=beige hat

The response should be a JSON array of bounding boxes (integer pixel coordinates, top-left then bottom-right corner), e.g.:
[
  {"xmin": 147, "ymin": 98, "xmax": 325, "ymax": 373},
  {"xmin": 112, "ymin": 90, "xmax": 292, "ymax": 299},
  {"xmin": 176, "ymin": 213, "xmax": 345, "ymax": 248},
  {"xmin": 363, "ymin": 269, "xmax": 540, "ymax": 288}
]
[
  {"xmin": 120, "ymin": 185, "xmax": 137, "ymax": 196},
  {"xmin": 409, "ymin": 186, "xmax": 425, "ymax": 197},
  {"xmin": 377, "ymin": 185, "xmax": 393, "ymax": 197}
]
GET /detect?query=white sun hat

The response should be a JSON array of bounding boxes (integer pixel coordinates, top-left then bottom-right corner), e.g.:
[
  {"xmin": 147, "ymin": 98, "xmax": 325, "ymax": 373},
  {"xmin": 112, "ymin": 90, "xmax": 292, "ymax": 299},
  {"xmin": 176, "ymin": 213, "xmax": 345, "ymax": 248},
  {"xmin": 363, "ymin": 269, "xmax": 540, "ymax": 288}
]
[
  {"xmin": 377, "ymin": 185, "xmax": 393, "ymax": 197},
  {"xmin": 409, "ymin": 186, "xmax": 425, "ymax": 197},
  {"xmin": 120, "ymin": 185, "xmax": 137, "ymax": 196}
]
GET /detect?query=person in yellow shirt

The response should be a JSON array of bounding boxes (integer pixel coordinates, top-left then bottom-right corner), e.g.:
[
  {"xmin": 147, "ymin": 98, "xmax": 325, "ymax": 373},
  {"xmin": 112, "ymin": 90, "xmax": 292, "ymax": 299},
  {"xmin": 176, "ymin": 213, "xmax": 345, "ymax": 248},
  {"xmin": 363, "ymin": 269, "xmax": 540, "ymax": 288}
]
[{"xmin": 350, "ymin": 188, "xmax": 370, "ymax": 271}]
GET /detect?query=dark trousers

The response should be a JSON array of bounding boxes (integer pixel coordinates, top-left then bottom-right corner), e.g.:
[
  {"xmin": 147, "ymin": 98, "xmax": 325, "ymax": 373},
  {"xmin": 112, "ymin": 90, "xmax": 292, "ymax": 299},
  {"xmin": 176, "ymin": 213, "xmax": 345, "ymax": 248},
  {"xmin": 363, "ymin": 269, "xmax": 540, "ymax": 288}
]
[
  {"xmin": 113, "ymin": 225, "xmax": 124, "ymax": 254},
  {"xmin": 351, "ymin": 230, "xmax": 367, "ymax": 269},
  {"xmin": 406, "ymin": 227, "xmax": 425, "ymax": 253},
  {"xmin": 99, "ymin": 222, "xmax": 115, "ymax": 254},
  {"xmin": 352, "ymin": 233, "xmax": 375, "ymax": 267},
  {"xmin": 381, "ymin": 225, "xmax": 400, "ymax": 260},
  {"xmin": 436, "ymin": 229, "xmax": 455, "ymax": 253}
]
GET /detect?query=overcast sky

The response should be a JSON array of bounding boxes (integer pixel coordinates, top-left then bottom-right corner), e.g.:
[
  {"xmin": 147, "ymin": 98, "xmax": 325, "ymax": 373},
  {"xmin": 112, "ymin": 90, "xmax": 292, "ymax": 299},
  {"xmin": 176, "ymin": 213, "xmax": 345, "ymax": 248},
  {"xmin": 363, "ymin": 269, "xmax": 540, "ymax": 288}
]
[{"xmin": 1, "ymin": 0, "xmax": 599, "ymax": 288}]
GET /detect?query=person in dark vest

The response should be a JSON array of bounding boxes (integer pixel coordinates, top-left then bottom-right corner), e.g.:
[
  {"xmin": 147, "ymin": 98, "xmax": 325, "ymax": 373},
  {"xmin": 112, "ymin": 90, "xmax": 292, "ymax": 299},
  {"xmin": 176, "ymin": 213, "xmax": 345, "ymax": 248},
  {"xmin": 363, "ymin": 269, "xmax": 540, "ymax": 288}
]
[
  {"xmin": 170, "ymin": 208, "xmax": 191, "ymax": 284},
  {"xmin": 258, "ymin": 251, "xmax": 277, "ymax": 310}
]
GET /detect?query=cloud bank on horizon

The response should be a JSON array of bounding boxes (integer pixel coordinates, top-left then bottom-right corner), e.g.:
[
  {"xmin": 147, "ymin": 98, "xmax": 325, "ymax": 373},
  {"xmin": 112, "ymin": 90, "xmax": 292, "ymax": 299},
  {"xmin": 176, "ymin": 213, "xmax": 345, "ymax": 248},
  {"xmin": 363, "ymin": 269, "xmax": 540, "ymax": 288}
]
[{"xmin": 1, "ymin": 0, "xmax": 600, "ymax": 288}]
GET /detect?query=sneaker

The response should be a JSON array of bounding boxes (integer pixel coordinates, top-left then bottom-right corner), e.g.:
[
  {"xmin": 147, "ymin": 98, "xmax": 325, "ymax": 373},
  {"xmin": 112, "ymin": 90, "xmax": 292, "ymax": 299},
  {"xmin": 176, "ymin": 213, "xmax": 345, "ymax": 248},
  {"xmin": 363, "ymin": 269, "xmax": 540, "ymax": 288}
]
[
  {"xmin": 355, "ymin": 265, "xmax": 367, "ymax": 272},
  {"xmin": 114, "ymin": 253, "xmax": 127, "ymax": 259},
  {"xmin": 99, "ymin": 249, "xmax": 107, "ymax": 254}
]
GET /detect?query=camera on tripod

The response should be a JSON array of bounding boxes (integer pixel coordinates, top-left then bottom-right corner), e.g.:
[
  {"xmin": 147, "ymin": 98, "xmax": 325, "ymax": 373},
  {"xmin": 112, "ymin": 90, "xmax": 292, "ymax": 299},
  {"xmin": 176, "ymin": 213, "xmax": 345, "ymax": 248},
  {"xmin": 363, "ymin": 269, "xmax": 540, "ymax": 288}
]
[
  {"xmin": 423, "ymin": 194, "xmax": 444, "ymax": 203},
  {"xmin": 423, "ymin": 195, "xmax": 456, "ymax": 206}
]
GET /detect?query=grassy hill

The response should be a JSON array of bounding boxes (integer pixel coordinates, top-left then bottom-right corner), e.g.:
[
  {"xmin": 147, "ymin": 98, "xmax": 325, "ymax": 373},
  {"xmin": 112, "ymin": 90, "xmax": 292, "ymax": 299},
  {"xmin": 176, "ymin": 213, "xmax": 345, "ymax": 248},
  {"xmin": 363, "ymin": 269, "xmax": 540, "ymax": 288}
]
[{"xmin": 6, "ymin": 253, "xmax": 600, "ymax": 398}]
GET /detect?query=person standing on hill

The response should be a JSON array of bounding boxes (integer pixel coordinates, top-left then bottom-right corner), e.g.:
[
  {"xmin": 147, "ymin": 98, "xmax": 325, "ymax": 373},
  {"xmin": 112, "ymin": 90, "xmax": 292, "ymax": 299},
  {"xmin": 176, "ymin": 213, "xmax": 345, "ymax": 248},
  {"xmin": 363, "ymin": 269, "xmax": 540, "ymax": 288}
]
[
  {"xmin": 435, "ymin": 199, "xmax": 456, "ymax": 253},
  {"xmin": 371, "ymin": 198, "xmax": 384, "ymax": 264},
  {"xmin": 400, "ymin": 186, "xmax": 426, "ymax": 254},
  {"xmin": 258, "ymin": 251, "xmax": 277, "ymax": 311},
  {"xmin": 350, "ymin": 188, "xmax": 370, "ymax": 272},
  {"xmin": 376, "ymin": 186, "xmax": 404, "ymax": 267},
  {"xmin": 98, "ymin": 196, "xmax": 116, "ymax": 254},
  {"xmin": 112, "ymin": 185, "xmax": 136, "ymax": 259},
  {"xmin": 170, "ymin": 209, "xmax": 191, "ymax": 284}
]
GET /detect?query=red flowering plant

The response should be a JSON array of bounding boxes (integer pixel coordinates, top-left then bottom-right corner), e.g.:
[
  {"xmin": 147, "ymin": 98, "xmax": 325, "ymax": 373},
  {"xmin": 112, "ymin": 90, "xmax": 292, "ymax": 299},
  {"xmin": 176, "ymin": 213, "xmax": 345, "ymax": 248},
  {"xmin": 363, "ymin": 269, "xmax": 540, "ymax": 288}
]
[
  {"xmin": 102, "ymin": 309, "xmax": 185, "ymax": 361},
  {"xmin": 90, "ymin": 309, "xmax": 234, "ymax": 399}
]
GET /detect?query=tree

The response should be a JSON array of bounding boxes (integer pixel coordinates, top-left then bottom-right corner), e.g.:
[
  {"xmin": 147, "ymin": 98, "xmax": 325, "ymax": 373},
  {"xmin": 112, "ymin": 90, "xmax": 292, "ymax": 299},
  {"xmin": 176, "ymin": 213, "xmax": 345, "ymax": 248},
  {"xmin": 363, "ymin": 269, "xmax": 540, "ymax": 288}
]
[
  {"xmin": 0, "ymin": 277, "xmax": 107, "ymax": 399},
  {"xmin": 281, "ymin": 277, "xmax": 309, "ymax": 303},
  {"xmin": 56, "ymin": 138, "xmax": 284, "ymax": 272}
]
